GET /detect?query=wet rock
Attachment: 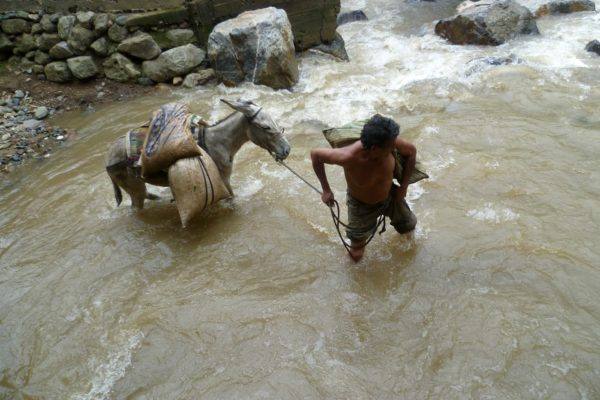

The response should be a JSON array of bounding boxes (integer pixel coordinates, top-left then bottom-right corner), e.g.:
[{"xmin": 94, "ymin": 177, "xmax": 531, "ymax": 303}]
[
  {"xmin": 44, "ymin": 61, "xmax": 73, "ymax": 82},
  {"xmin": 76, "ymin": 11, "xmax": 95, "ymax": 29},
  {"xmin": 34, "ymin": 50, "xmax": 51, "ymax": 65},
  {"xmin": 535, "ymin": 0, "xmax": 595, "ymax": 16},
  {"xmin": 67, "ymin": 56, "xmax": 99, "ymax": 79},
  {"xmin": 49, "ymin": 41, "xmax": 74, "ymax": 59},
  {"xmin": 58, "ymin": 15, "xmax": 76, "ymax": 40},
  {"xmin": 67, "ymin": 26, "xmax": 95, "ymax": 54},
  {"xmin": 103, "ymin": 53, "xmax": 141, "ymax": 82},
  {"xmin": 337, "ymin": 10, "xmax": 368, "ymax": 26},
  {"xmin": 208, "ymin": 7, "xmax": 298, "ymax": 89},
  {"xmin": 93, "ymin": 13, "xmax": 111, "ymax": 34},
  {"xmin": 117, "ymin": 33, "xmax": 161, "ymax": 60},
  {"xmin": 435, "ymin": 0, "xmax": 539, "ymax": 45},
  {"xmin": 314, "ymin": 32, "xmax": 349, "ymax": 61},
  {"xmin": 1, "ymin": 19, "xmax": 31, "ymax": 34},
  {"xmin": 586, "ymin": 39, "xmax": 600, "ymax": 55},
  {"xmin": 142, "ymin": 44, "xmax": 205, "ymax": 83},
  {"xmin": 108, "ymin": 24, "xmax": 128, "ymax": 43},
  {"xmin": 90, "ymin": 37, "xmax": 110, "ymax": 57},
  {"xmin": 0, "ymin": 33, "xmax": 14, "ymax": 53},
  {"xmin": 182, "ymin": 69, "xmax": 216, "ymax": 88},
  {"xmin": 14, "ymin": 34, "xmax": 37, "ymax": 55},
  {"xmin": 40, "ymin": 14, "xmax": 57, "ymax": 33},
  {"xmin": 34, "ymin": 106, "xmax": 49, "ymax": 120},
  {"xmin": 36, "ymin": 33, "xmax": 61, "ymax": 52}
]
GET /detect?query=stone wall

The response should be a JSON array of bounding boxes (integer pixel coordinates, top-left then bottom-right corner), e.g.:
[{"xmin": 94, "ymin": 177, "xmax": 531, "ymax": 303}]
[{"xmin": 0, "ymin": 1, "xmax": 185, "ymax": 13}]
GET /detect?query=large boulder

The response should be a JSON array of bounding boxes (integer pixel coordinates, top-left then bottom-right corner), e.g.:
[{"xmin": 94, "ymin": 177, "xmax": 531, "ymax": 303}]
[
  {"xmin": 314, "ymin": 32, "xmax": 349, "ymax": 61},
  {"xmin": 14, "ymin": 34, "xmax": 37, "ymax": 55},
  {"xmin": 68, "ymin": 26, "xmax": 95, "ymax": 54},
  {"xmin": 435, "ymin": 0, "xmax": 539, "ymax": 45},
  {"xmin": 207, "ymin": 7, "xmax": 299, "ymax": 89},
  {"xmin": 117, "ymin": 33, "xmax": 161, "ymax": 60},
  {"xmin": 586, "ymin": 40, "xmax": 600, "ymax": 55},
  {"xmin": 49, "ymin": 41, "xmax": 74, "ymax": 59},
  {"xmin": 67, "ymin": 56, "xmax": 98, "ymax": 79},
  {"xmin": 45, "ymin": 61, "xmax": 73, "ymax": 82},
  {"xmin": 1, "ymin": 19, "xmax": 31, "ymax": 34},
  {"xmin": 535, "ymin": 0, "xmax": 595, "ymax": 16},
  {"xmin": 36, "ymin": 33, "xmax": 61, "ymax": 52},
  {"xmin": 141, "ymin": 44, "xmax": 205, "ymax": 83},
  {"xmin": 103, "ymin": 53, "xmax": 141, "ymax": 82}
]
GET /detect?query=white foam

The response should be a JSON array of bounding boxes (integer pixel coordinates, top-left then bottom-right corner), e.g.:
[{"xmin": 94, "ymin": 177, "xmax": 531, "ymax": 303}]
[
  {"xmin": 467, "ymin": 203, "xmax": 520, "ymax": 223},
  {"xmin": 72, "ymin": 331, "xmax": 144, "ymax": 400}
]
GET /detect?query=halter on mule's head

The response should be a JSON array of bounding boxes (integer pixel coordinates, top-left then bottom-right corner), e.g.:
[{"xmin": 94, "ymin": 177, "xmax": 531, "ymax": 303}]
[{"xmin": 221, "ymin": 99, "xmax": 291, "ymax": 161}]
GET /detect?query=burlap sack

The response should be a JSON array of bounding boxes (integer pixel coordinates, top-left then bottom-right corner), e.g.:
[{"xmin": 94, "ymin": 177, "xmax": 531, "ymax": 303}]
[
  {"xmin": 141, "ymin": 103, "xmax": 202, "ymax": 178},
  {"xmin": 323, "ymin": 121, "xmax": 429, "ymax": 185},
  {"xmin": 168, "ymin": 149, "xmax": 231, "ymax": 228}
]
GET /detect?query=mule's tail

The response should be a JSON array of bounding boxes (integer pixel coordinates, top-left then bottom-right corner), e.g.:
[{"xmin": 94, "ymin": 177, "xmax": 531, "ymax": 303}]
[{"xmin": 108, "ymin": 174, "xmax": 123, "ymax": 207}]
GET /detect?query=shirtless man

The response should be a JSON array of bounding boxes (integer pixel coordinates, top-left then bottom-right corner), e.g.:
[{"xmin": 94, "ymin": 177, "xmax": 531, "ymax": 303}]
[{"xmin": 311, "ymin": 115, "xmax": 417, "ymax": 261}]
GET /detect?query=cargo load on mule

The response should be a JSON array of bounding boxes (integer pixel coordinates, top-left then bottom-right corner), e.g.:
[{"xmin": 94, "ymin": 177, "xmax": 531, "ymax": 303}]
[
  {"xmin": 134, "ymin": 103, "xmax": 231, "ymax": 227},
  {"xmin": 323, "ymin": 120, "xmax": 429, "ymax": 185}
]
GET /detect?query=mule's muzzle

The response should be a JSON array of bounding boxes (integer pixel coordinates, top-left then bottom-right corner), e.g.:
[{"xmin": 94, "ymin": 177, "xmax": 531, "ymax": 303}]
[{"xmin": 273, "ymin": 139, "xmax": 291, "ymax": 162}]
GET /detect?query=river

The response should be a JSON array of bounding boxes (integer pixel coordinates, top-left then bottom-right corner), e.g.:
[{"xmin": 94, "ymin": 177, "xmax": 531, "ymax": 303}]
[{"xmin": 1, "ymin": 0, "xmax": 599, "ymax": 398}]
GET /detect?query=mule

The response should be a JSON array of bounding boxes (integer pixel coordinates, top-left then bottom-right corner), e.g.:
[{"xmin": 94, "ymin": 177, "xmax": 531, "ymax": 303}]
[{"xmin": 105, "ymin": 99, "xmax": 291, "ymax": 209}]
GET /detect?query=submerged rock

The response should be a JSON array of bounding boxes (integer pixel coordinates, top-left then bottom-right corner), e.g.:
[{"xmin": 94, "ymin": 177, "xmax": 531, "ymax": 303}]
[
  {"xmin": 314, "ymin": 32, "xmax": 349, "ymax": 61},
  {"xmin": 435, "ymin": 0, "xmax": 539, "ymax": 45},
  {"xmin": 142, "ymin": 44, "xmax": 205, "ymax": 83},
  {"xmin": 535, "ymin": 0, "xmax": 595, "ymax": 16},
  {"xmin": 337, "ymin": 10, "xmax": 368, "ymax": 26},
  {"xmin": 586, "ymin": 39, "xmax": 600, "ymax": 55},
  {"xmin": 208, "ymin": 7, "xmax": 298, "ymax": 89}
]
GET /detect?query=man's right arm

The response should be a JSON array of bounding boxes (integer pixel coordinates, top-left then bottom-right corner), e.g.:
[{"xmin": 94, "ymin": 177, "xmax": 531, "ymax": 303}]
[{"xmin": 310, "ymin": 148, "xmax": 349, "ymax": 205}]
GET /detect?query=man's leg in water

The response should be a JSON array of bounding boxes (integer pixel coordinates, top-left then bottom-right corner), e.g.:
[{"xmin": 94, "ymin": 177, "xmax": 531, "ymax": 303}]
[
  {"xmin": 349, "ymin": 240, "xmax": 367, "ymax": 261},
  {"xmin": 346, "ymin": 193, "xmax": 383, "ymax": 262}
]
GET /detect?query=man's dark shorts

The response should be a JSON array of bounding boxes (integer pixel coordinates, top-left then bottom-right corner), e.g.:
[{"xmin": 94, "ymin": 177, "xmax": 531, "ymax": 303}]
[{"xmin": 346, "ymin": 185, "xmax": 417, "ymax": 243}]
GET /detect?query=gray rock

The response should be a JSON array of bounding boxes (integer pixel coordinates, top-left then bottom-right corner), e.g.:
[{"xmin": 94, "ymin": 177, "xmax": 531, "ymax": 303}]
[
  {"xmin": 31, "ymin": 23, "xmax": 43, "ymax": 35},
  {"xmin": 25, "ymin": 50, "xmax": 36, "ymax": 60},
  {"xmin": 165, "ymin": 29, "xmax": 196, "ymax": 48},
  {"xmin": 49, "ymin": 41, "xmax": 74, "ymax": 59},
  {"xmin": 44, "ymin": 61, "xmax": 73, "ymax": 82},
  {"xmin": 32, "ymin": 64, "xmax": 45, "ymax": 74},
  {"xmin": 207, "ymin": 7, "xmax": 298, "ymax": 89},
  {"xmin": 34, "ymin": 50, "xmax": 51, "ymax": 65},
  {"xmin": 1, "ymin": 19, "xmax": 31, "ymax": 34},
  {"xmin": 22, "ymin": 119, "xmax": 43, "ymax": 130},
  {"xmin": 93, "ymin": 13, "xmax": 111, "ymax": 34},
  {"xmin": 67, "ymin": 26, "xmax": 95, "ymax": 54},
  {"xmin": 586, "ymin": 39, "xmax": 600, "ymax": 55},
  {"xmin": 314, "ymin": 32, "xmax": 349, "ymax": 61},
  {"xmin": 40, "ymin": 14, "xmax": 57, "ymax": 33},
  {"xmin": 14, "ymin": 34, "xmax": 37, "ymax": 55},
  {"xmin": 103, "ymin": 53, "xmax": 141, "ymax": 82},
  {"xmin": 14, "ymin": 90, "xmax": 25, "ymax": 98},
  {"xmin": 67, "ymin": 56, "xmax": 98, "ymax": 79},
  {"xmin": 137, "ymin": 76, "xmax": 155, "ymax": 86},
  {"xmin": 36, "ymin": 33, "xmax": 60, "ymax": 52},
  {"xmin": 90, "ymin": 37, "xmax": 110, "ymax": 56},
  {"xmin": 34, "ymin": 106, "xmax": 49, "ymax": 119},
  {"xmin": 76, "ymin": 11, "xmax": 95, "ymax": 29},
  {"xmin": 108, "ymin": 24, "xmax": 128, "ymax": 42},
  {"xmin": 337, "ymin": 10, "xmax": 368, "ymax": 26},
  {"xmin": 535, "ymin": 0, "xmax": 595, "ymax": 16},
  {"xmin": 182, "ymin": 69, "xmax": 216, "ymax": 88},
  {"xmin": 57, "ymin": 15, "xmax": 76, "ymax": 40},
  {"xmin": 435, "ymin": 0, "xmax": 539, "ymax": 45},
  {"xmin": 117, "ymin": 32, "xmax": 161, "ymax": 60},
  {"xmin": 0, "ymin": 33, "xmax": 14, "ymax": 52},
  {"xmin": 142, "ymin": 44, "xmax": 205, "ymax": 83}
]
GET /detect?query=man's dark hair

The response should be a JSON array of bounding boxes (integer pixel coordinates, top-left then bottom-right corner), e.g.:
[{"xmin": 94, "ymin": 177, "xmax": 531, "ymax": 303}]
[{"xmin": 361, "ymin": 114, "xmax": 400, "ymax": 150}]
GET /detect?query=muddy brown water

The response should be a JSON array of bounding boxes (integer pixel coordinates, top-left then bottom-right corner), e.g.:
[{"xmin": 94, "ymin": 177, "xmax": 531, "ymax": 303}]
[{"xmin": 1, "ymin": 0, "xmax": 600, "ymax": 398}]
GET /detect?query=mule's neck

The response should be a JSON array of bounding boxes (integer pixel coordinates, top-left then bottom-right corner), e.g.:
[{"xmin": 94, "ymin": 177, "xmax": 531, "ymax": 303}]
[{"xmin": 204, "ymin": 112, "xmax": 249, "ymax": 168}]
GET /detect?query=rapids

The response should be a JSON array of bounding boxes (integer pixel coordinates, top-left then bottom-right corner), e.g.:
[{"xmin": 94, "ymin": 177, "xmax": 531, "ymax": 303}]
[{"xmin": 1, "ymin": 0, "xmax": 599, "ymax": 398}]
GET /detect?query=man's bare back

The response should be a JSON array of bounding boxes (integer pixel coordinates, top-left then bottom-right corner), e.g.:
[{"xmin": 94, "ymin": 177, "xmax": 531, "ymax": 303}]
[{"xmin": 310, "ymin": 115, "xmax": 417, "ymax": 262}]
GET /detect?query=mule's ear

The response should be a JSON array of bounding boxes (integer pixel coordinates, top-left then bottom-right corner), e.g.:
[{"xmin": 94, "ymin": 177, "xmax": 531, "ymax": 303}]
[{"xmin": 220, "ymin": 98, "xmax": 258, "ymax": 116}]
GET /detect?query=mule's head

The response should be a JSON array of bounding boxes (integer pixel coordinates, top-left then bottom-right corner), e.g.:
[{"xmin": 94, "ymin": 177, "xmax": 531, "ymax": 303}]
[{"xmin": 221, "ymin": 99, "xmax": 291, "ymax": 161}]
